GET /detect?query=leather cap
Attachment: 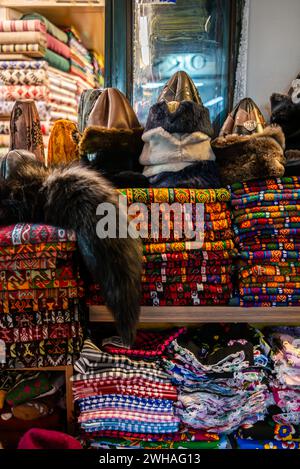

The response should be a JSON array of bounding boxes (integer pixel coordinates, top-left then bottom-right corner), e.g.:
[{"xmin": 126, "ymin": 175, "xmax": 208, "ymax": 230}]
[
  {"xmin": 0, "ymin": 149, "xmax": 37, "ymax": 180},
  {"xmin": 87, "ymin": 88, "xmax": 140, "ymax": 129},
  {"xmin": 219, "ymin": 97, "xmax": 266, "ymax": 137},
  {"xmin": 158, "ymin": 71, "xmax": 202, "ymax": 105}
]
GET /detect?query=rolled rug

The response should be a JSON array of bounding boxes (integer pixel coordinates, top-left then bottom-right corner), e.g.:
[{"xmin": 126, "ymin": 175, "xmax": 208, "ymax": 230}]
[
  {"xmin": 211, "ymin": 97, "xmax": 286, "ymax": 185},
  {"xmin": 9, "ymin": 99, "xmax": 45, "ymax": 163}
]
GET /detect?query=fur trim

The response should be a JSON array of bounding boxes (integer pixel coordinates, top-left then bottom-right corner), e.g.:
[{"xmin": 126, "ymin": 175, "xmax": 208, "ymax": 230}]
[
  {"xmin": 140, "ymin": 127, "xmax": 215, "ymax": 178},
  {"xmin": 79, "ymin": 126, "xmax": 144, "ymax": 157},
  {"xmin": 145, "ymin": 101, "xmax": 213, "ymax": 136},
  {"xmin": 286, "ymin": 149, "xmax": 300, "ymax": 163},
  {"xmin": 211, "ymin": 125, "xmax": 286, "ymax": 185},
  {"xmin": 0, "ymin": 161, "xmax": 142, "ymax": 345},
  {"xmin": 271, "ymin": 93, "xmax": 300, "ymax": 148}
]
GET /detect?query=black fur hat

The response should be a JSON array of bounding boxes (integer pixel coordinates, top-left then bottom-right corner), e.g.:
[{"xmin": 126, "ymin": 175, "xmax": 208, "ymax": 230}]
[{"xmin": 145, "ymin": 100, "xmax": 213, "ymax": 136}]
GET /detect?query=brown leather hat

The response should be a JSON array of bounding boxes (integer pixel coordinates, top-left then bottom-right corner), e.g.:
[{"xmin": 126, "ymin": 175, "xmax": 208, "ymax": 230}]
[
  {"xmin": 158, "ymin": 70, "xmax": 201, "ymax": 104},
  {"xmin": 0, "ymin": 149, "xmax": 37, "ymax": 180},
  {"xmin": 79, "ymin": 88, "xmax": 144, "ymax": 166},
  {"xmin": 87, "ymin": 88, "xmax": 140, "ymax": 129},
  {"xmin": 219, "ymin": 97, "xmax": 266, "ymax": 137}
]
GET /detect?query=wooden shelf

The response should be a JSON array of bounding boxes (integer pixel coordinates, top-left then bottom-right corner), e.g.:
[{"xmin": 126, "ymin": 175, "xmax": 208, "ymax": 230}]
[
  {"xmin": 89, "ymin": 305, "xmax": 300, "ymax": 324},
  {"xmin": 0, "ymin": 2, "xmax": 105, "ymax": 55}
]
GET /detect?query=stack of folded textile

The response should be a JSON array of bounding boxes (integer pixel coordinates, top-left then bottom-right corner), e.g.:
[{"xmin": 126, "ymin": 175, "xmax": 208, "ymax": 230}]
[
  {"xmin": 235, "ymin": 326, "xmax": 300, "ymax": 449},
  {"xmin": 89, "ymin": 187, "xmax": 235, "ymax": 306},
  {"xmin": 231, "ymin": 177, "xmax": 300, "ymax": 306},
  {"xmin": 0, "ymin": 223, "xmax": 84, "ymax": 368},
  {"xmin": 66, "ymin": 28, "xmax": 95, "ymax": 88},
  {"xmin": 162, "ymin": 324, "xmax": 271, "ymax": 439},
  {"xmin": 72, "ymin": 331, "xmax": 182, "ymax": 448},
  {"xmin": 0, "ymin": 370, "xmax": 66, "ymax": 449},
  {"xmin": 0, "ymin": 18, "xmax": 70, "ymax": 72}
]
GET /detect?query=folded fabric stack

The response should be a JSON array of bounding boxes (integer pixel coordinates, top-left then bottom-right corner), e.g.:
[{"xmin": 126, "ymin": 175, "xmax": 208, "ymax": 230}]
[
  {"xmin": 231, "ymin": 177, "xmax": 300, "ymax": 306},
  {"xmin": 162, "ymin": 324, "xmax": 271, "ymax": 441},
  {"xmin": 0, "ymin": 18, "xmax": 70, "ymax": 72},
  {"xmin": 0, "ymin": 223, "xmax": 84, "ymax": 368},
  {"xmin": 236, "ymin": 326, "xmax": 300, "ymax": 449},
  {"xmin": 66, "ymin": 28, "xmax": 96, "ymax": 88},
  {"xmin": 89, "ymin": 188, "xmax": 235, "ymax": 306},
  {"xmin": 72, "ymin": 331, "xmax": 182, "ymax": 448},
  {"xmin": 0, "ymin": 370, "xmax": 66, "ymax": 449}
]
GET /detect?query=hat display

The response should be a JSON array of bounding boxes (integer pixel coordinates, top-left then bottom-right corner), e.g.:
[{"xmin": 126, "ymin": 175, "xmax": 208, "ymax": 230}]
[
  {"xmin": 47, "ymin": 119, "xmax": 80, "ymax": 166},
  {"xmin": 139, "ymin": 71, "xmax": 220, "ymax": 188},
  {"xmin": 78, "ymin": 88, "xmax": 102, "ymax": 133},
  {"xmin": 211, "ymin": 97, "xmax": 286, "ymax": 185},
  {"xmin": 79, "ymin": 88, "xmax": 146, "ymax": 187},
  {"xmin": 271, "ymin": 74, "xmax": 300, "ymax": 175},
  {"xmin": 9, "ymin": 99, "xmax": 45, "ymax": 163}
]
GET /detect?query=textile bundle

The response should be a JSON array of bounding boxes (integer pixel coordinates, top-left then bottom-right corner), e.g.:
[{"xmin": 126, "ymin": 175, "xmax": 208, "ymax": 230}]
[
  {"xmin": 236, "ymin": 326, "xmax": 300, "ymax": 449},
  {"xmin": 231, "ymin": 177, "xmax": 300, "ymax": 306},
  {"xmin": 0, "ymin": 223, "xmax": 84, "ymax": 368},
  {"xmin": 89, "ymin": 187, "xmax": 236, "ymax": 306},
  {"xmin": 72, "ymin": 331, "xmax": 229, "ymax": 449},
  {"xmin": 0, "ymin": 370, "xmax": 66, "ymax": 449}
]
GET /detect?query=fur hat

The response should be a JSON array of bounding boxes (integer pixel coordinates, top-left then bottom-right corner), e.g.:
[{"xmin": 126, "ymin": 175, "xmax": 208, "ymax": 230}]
[
  {"xmin": 271, "ymin": 74, "xmax": 300, "ymax": 169},
  {"xmin": 148, "ymin": 160, "xmax": 220, "ymax": 188},
  {"xmin": 212, "ymin": 98, "xmax": 286, "ymax": 185},
  {"xmin": 140, "ymin": 127, "xmax": 215, "ymax": 178},
  {"xmin": 145, "ymin": 71, "xmax": 213, "ymax": 136},
  {"xmin": 79, "ymin": 88, "xmax": 144, "ymax": 184}
]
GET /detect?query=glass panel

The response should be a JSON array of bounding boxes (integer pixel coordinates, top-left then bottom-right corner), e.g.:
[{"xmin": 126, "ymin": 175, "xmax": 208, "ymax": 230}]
[{"xmin": 133, "ymin": 0, "xmax": 231, "ymax": 128}]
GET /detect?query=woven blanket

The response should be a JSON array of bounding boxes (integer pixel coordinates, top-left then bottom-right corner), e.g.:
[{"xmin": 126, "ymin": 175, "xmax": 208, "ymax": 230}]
[
  {"xmin": 0, "ymin": 19, "xmax": 46, "ymax": 33},
  {"xmin": 0, "ymin": 44, "xmax": 44, "ymax": 56},
  {"xmin": 21, "ymin": 14, "xmax": 68, "ymax": 44},
  {"xmin": 46, "ymin": 33, "xmax": 70, "ymax": 59},
  {"xmin": 0, "ymin": 31, "xmax": 46, "ymax": 46}
]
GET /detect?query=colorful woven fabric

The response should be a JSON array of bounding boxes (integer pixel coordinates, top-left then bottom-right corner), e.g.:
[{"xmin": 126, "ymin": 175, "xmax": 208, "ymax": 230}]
[
  {"xmin": 120, "ymin": 188, "xmax": 231, "ymax": 204},
  {"xmin": 47, "ymin": 119, "xmax": 80, "ymax": 165}
]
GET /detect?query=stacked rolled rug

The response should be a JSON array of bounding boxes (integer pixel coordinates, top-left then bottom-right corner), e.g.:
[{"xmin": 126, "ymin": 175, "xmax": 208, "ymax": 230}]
[{"xmin": 231, "ymin": 177, "xmax": 300, "ymax": 306}]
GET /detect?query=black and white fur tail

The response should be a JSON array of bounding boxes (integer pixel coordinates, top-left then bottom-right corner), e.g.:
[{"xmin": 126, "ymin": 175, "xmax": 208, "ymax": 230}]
[{"xmin": 0, "ymin": 162, "xmax": 142, "ymax": 345}]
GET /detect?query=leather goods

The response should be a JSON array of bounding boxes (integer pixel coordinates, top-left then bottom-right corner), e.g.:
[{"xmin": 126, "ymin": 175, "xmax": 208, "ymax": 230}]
[
  {"xmin": 219, "ymin": 97, "xmax": 266, "ymax": 137},
  {"xmin": 158, "ymin": 70, "xmax": 201, "ymax": 104},
  {"xmin": 0, "ymin": 149, "xmax": 37, "ymax": 180},
  {"xmin": 88, "ymin": 88, "xmax": 140, "ymax": 130}
]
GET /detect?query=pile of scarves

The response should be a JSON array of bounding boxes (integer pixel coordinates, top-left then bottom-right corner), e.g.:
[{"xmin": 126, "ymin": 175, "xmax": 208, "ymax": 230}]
[
  {"xmin": 235, "ymin": 326, "xmax": 300, "ymax": 449},
  {"xmin": 0, "ymin": 223, "xmax": 84, "ymax": 368},
  {"xmin": 162, "ymin": 324, "xmax": 271, "ymax": 437},
  {"xmin": 72, "ymin": 332, "xmax": 183, "ymax": 449},
  {"xmin": 89, "ymin": 188, "xmax": 236, "ymax": 307},
  {"xmin": 0, "ymin": 370, "xmax": 65, "ymax": 448},
  {"xmin": 231, "ymin": 177, "xmax": 300, "ymax": 306}
]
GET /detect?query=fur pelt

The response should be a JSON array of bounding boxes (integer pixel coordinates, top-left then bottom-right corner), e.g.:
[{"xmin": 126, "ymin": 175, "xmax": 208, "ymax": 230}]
[
  {"xmin": 0, "ymin": 158, "xmax": 142, "ymax": 345},
  {"xmin": 211, "ymin": 125, "xmax": 286, "ymax": 185},
  {"xmin": 148, "ymin": 160, "xmax": 221, "ymax": 188},
  {"xmin": 79, "ymin": 126, "xmax": 144, "ymax": 158},
  {"xmin": 145, "ymin": 101, "xmax": 214, "ymax": 136},
  {"xmin": 271, "ymin": 93, "xmax": 300, "ymax": 150},
  {"xmin": 284, "ymin": 149, "xmax": 300, "ymax": 176}
]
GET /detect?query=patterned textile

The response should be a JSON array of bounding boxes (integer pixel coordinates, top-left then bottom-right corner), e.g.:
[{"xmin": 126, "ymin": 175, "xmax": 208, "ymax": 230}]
[
  {"xmin": 0, "ymin": 85, "xmax": 48, "ymax": 100},
  {"xmin": 231, "ymin": 178, "xmax": 300, "ymax": 306},
  {"xmin": 0, "ymin": 31, "xmax": 46, "ymax": 47},
  {"xmin": 21, "ymin": 14, "xmax": 68, "ymax": 44},
  {"xmin": 120, "ymin": 188, "xmax": 231, "ymax": 204},
  {"xmin": 47, "ymin": 119, "xmax": 80, "ymax": 165},
  {"xmin": 0, "ymin": 68, "xmax": 47, "ymax": 85},
  {"xmin": 9, "ymin": 99, "xmax": 45, "ymax": 163},
  {"xmin": 0, "ymin": 100, "xmax": 50, "ymax": 119},
  {"xmin": 0, "ymin": 224, "xmax": 76, "ymax": 246},
  {"xmin": 0, "ymin": 44, "xmax": 44, "ymax": 56},
  {"xmin": 0, "ymin": 19, "xmax": 47, "ymax": 34}
]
